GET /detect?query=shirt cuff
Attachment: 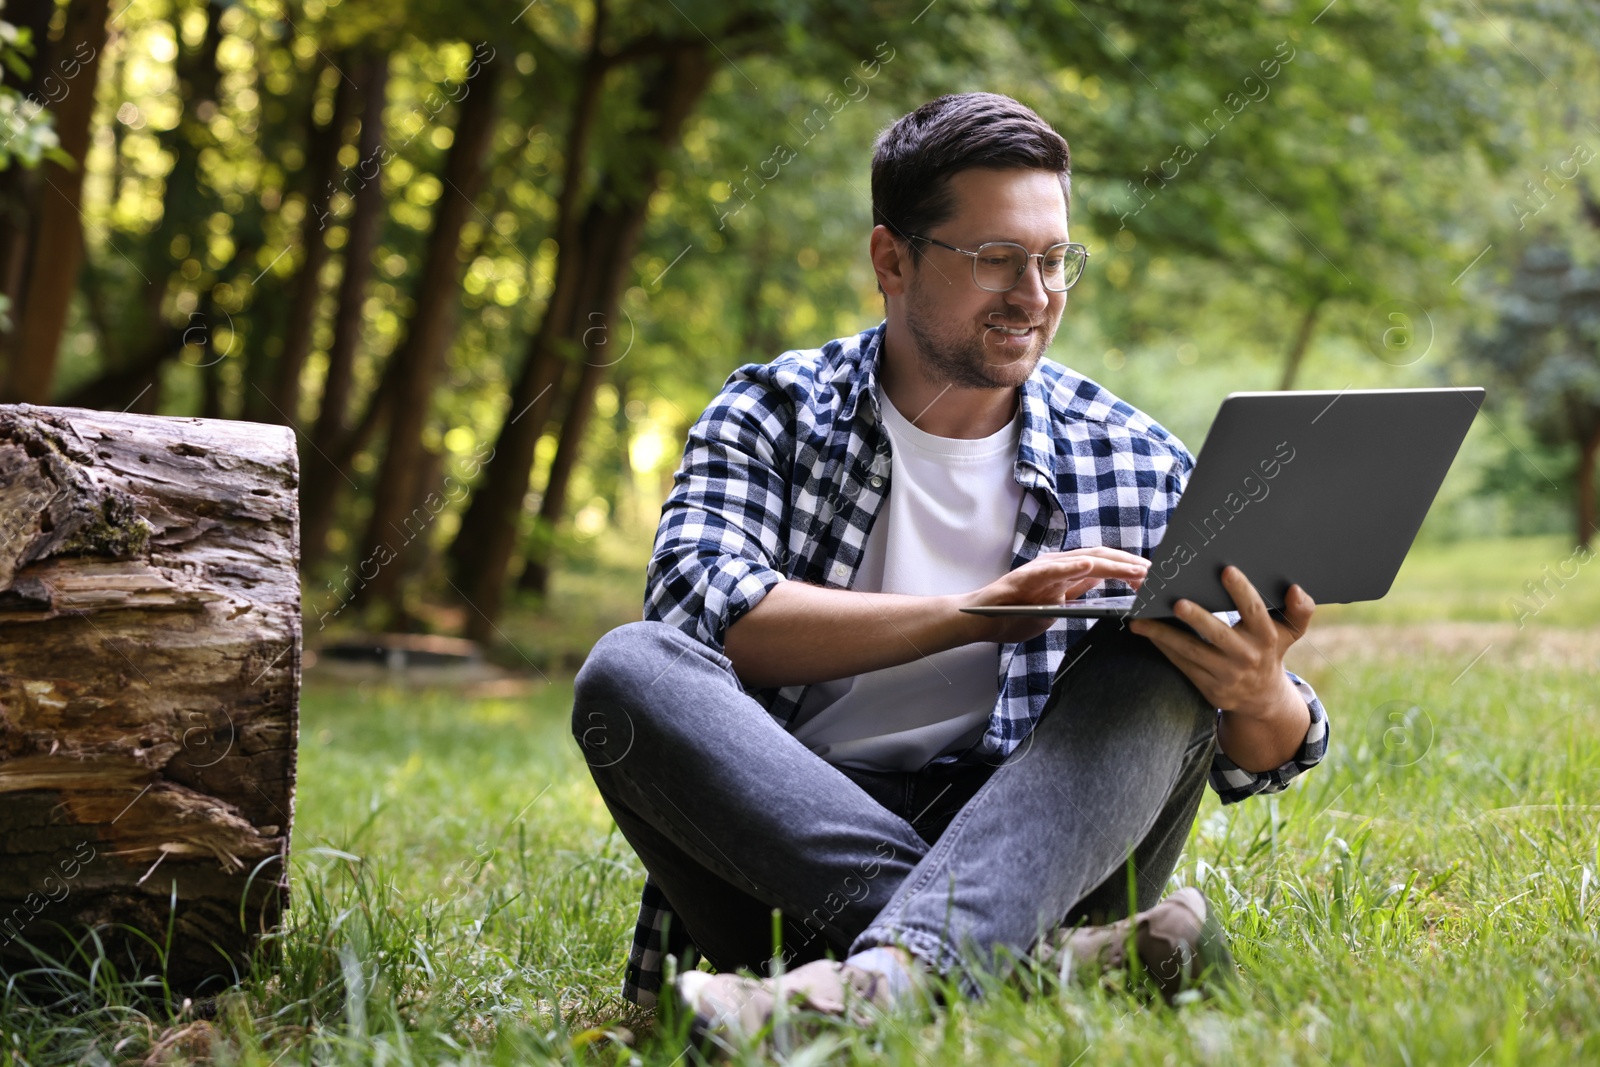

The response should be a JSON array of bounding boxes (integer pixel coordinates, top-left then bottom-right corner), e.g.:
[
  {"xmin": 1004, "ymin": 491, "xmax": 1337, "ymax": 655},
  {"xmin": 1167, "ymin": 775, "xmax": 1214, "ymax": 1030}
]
[
  {"xmin": 698, "ymin": 556, "xmax": 786, "ymax": 652},
  {"xmin": 1208, "ymin": 670, "xmax": 1330, "ymax": 804}
]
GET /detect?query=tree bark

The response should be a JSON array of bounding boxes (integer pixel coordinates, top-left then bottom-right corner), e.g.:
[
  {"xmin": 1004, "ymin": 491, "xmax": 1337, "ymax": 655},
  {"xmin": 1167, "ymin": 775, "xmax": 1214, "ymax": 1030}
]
[
  {"xmin": 2, "ymin": 0, "xmax": 111, "ymax": 404},
  {"xmin": 269, "ymin": 54, "xmax": 362, "ymax": 422},
  {"xmin": 445, "ymin": 7, "xmax": 612, "ymax": 615},
  {"xmin": 452, "ymin": 43, "xmax": 712, "ymax": 634},
  {"xmin": 0, "ymin": 0, "xmax": 60, "ymax": 380},
  {"xmin": 1277, "ymin": 299, "xmax": 1322, "ymax": 392},
  {"xmin": 0, "ymin": 404, "xmax": 299, "ymax": 991},
  {"xmin": 300, "ymin": 53, "xmax": 391, "ymax": 573},
  {"xmin": 355, "ymin": 52, "xmax": 502, "ymax": 614}
]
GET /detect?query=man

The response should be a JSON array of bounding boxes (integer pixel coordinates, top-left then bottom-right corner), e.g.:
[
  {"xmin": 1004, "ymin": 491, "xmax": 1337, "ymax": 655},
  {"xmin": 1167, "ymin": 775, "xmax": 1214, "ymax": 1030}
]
[{"xmin": 572, "ymin": 92, "xmax": 1329, "ymax": 1048}]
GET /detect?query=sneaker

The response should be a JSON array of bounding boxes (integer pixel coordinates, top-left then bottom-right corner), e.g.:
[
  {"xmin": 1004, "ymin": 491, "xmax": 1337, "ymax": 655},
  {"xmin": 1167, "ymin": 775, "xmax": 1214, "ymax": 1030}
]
[
  {"xmin": 673, "ymin": 958, "xmax": 897, "ymax": 1057},
  {"xmin": 1037, "ymin": 886, "xmax": 1235, "ymax": 1003}
]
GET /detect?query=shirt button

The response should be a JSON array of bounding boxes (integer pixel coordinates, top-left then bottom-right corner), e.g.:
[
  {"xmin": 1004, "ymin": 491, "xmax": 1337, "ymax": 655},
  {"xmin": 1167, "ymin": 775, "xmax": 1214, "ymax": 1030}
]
[
  {"xmin": 870, "ymin": 475, "xmax": 884, "ymax": 488},
  {"xmin": 833, "ymin": 562, "xmax": 849, "ymax": 578}
]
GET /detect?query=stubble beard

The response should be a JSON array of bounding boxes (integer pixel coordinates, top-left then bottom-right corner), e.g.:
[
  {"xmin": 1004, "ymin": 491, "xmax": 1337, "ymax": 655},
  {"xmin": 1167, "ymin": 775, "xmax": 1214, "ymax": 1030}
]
[{"xmin": 903, "ymin": 279, "xmax": 1059, "ymax": 391}]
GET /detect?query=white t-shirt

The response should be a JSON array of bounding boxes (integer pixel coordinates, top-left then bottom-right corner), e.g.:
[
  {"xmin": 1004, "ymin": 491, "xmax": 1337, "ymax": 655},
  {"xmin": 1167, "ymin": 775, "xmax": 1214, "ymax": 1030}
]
[{"xmin": 791, "ymin": 383, "xmax": 1026, "ymax": 771}]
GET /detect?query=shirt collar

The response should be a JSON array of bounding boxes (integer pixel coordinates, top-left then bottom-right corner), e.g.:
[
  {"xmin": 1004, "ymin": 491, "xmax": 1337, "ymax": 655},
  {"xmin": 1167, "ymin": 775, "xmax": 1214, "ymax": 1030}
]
[{"xmin": 836, "ymin": 322, "xmax": 886, "ymax": 425}]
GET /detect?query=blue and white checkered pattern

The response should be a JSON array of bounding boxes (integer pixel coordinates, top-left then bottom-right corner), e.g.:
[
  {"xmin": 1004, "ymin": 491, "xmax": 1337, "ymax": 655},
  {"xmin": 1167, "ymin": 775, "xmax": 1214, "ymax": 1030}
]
[{"xmin": 619, "ymin": 321, "xmax": 1330, "ymax": 1007}]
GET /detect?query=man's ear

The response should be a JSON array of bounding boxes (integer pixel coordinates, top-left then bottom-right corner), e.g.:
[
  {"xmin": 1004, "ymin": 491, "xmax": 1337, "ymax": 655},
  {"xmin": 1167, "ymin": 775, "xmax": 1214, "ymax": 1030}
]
[{"xmin": 869, "ymin": 224, "xmax": 912, "ymax": 298}]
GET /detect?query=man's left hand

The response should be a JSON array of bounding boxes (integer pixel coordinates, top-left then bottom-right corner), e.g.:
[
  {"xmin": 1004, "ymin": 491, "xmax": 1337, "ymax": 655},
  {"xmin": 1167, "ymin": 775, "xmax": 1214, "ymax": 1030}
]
[{"xmin": 1129, "ymin": 566, "xmax": 1314, "ymax": 770}]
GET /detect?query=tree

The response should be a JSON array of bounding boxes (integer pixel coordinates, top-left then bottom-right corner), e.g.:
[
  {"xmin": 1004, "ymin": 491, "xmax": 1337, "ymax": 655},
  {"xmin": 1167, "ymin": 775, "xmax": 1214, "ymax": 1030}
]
[
  {"xmin": 997, "ymin": 0, "xmax": 1508, "ymax": 391},
  {"xmin": 0, "ymin": 0, "xmax": 110, "ymax": 404},
  {"xmin": 0, "ymin": 0, "xmax": 69, "ymax": 373},
  {"xmin": 447, "ymin": 0, "xmax": 983, "ymax": 634},
  {"xmin": 0, "ymin": 0, "xmax": 1573, "ymax": 641},
  {"xmin": 353, "ymin": 45, "xmax": 503, "ymax": 613},
  {"xmin": 441, "ymin": 0, "xmax": 750, "ymax": 633},
  {"xmin": 299, "ymin": 51, "xmax": 392, "ymax": 573},
  {"xmin": 1469, "ymin": 238, "xmax": 1600, "ymax": 548},
  {"xmin": 267, "ymin": 51, "xmax": 363, "ymax": 420}
]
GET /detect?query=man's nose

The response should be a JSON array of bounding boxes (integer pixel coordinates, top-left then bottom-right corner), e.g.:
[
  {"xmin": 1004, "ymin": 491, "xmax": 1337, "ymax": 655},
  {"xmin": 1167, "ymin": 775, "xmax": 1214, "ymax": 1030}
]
[{"xmin": 1005, "ymin": 260, "xmax": 1052, "ymax": 316}]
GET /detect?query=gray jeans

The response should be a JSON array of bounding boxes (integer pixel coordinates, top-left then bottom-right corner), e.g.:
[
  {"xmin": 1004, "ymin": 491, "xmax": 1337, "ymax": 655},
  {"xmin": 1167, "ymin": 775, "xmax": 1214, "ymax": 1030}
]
[{"xmin": 571, "ymin": 617, "xmax": 1216, "ymax": 989}]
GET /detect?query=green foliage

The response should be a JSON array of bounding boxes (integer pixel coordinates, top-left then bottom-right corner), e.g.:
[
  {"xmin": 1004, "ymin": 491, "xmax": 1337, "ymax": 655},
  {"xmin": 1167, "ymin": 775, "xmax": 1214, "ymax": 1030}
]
[
  {"xmin": 13, "ymin": 0, "xmax": 1599, "ymax": 615},
  {"xmin": 1469, "ymin": 240, "xmax": 1600, "ymax": 447},
  {"xmin": 0, "ymin": 8, "xmax": 65, "ymax": 174}
]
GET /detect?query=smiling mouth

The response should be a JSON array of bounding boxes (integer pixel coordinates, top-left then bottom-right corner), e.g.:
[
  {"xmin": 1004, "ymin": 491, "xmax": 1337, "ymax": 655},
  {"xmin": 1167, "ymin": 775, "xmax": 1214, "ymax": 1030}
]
[{"xmin": 986, "ymin": 323, "xmax": 1037, "ymax": 336}]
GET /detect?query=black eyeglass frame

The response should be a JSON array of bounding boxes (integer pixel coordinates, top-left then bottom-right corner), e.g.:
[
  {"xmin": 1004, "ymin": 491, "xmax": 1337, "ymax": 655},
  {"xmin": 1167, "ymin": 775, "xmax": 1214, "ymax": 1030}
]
[{"xmin": 906, "ymin": 233, "xmax": 1091, "ymax": 293}]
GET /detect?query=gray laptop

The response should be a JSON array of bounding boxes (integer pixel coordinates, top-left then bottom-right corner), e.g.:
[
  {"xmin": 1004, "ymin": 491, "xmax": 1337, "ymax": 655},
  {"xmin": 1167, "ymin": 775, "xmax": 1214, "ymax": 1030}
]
[{"xmin": 961, "ymin": 387, "xmax": 1485, "ymax": 621}]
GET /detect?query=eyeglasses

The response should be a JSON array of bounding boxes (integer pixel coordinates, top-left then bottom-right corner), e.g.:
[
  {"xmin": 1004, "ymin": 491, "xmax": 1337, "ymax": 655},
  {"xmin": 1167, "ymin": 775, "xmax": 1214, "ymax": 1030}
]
[{"xmin": 906, "ymin": 234, "xmax": 1090, "ymax": 293}]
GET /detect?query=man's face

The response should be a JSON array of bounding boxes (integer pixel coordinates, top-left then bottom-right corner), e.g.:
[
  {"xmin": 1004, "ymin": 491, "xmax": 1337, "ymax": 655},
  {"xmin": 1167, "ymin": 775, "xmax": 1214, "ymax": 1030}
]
[{"xmin": 900, "ymin": 167, "xmax": 1070, "ymax": 390}]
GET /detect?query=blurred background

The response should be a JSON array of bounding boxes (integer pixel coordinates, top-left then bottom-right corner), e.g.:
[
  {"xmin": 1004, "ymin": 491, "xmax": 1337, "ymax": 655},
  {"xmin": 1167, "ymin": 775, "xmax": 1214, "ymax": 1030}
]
[{"xmin": 0, "ymin": 0, "xmax": 1595, "ymax": 664}]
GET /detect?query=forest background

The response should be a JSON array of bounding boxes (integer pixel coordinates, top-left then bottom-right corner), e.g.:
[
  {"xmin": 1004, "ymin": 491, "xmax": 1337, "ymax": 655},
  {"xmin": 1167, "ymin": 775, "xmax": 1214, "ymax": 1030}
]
[{"xmin": 3, "ymin": 0, "xmax": 1598, "ymax": 653}]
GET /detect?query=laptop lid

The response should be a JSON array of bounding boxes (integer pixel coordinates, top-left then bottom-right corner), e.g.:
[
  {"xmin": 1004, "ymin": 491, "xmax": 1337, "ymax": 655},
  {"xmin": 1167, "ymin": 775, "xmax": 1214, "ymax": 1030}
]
[
  {"xmin": 963, "ymin": 387, "xmax": 1484, "ymax": 620},
  {"xmin": 1124, "ymin": 386, "xmax": 1484, "ymax": 616}
]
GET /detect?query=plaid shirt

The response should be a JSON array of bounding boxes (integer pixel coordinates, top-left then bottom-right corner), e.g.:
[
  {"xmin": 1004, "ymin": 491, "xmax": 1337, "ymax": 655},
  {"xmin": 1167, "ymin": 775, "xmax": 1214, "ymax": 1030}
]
[{"xmin": 620, "ymin": 321, "xmax": 1330, "ymax": 1007}]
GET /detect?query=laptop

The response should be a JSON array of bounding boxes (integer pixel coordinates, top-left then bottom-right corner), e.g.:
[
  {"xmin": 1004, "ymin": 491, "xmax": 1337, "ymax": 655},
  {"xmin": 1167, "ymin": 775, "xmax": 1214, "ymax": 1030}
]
[{"xmin": 960, "ymin": 387, "xmax": 1485, "ymax": 621}]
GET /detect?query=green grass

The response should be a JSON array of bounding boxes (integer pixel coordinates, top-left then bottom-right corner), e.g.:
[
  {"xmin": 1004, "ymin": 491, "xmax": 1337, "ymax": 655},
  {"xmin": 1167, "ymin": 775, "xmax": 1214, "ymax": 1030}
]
[
  {"xmin": 3, "ymin": 537, "xmax": 1598, "ymax": 1065},
  {"xmin": 1316, "ymin": 534, "xmax": 1599, "ymax": 627}
]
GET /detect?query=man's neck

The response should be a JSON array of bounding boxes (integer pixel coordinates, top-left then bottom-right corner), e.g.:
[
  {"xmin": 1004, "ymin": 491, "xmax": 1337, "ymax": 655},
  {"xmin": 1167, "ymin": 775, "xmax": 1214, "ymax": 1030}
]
[{"xmin": 878, "ymin": 326, "xmax": 1021, "ymax": 440}]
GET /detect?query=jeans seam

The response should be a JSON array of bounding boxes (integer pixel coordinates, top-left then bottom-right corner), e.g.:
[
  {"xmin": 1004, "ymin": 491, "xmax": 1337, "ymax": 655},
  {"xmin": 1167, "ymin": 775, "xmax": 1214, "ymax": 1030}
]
[
  {"xmin": 852, "ymin": 925, "xmax": 954, "ymax": 974},
  {"xmin": 860, "ymin": 750, "xmax": 1010, "ymax": 939}
]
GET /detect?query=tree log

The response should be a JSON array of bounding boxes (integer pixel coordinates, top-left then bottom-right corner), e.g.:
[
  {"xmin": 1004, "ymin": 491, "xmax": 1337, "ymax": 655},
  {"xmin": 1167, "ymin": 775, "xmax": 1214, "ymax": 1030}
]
[{"xmin": 0, "ymin": 404, "xmax": 299, "ymax": 991}]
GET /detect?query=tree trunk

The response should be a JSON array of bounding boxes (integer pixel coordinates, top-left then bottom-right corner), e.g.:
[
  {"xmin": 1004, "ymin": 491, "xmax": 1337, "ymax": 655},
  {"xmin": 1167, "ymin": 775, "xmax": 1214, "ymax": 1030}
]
[
  {"xmin": 300, "ymin": 53, "xmax": 391, "ymax": 573},
  {"xmin": 58, "ymin": 225, "xmax": 258, "ymax": 416},
  {"xmin": 450, "ymin": 316, "xmax": 569, "ymax": 623},
  {"xmin": 515, "ymin": 196, "xmax": 655, "ymax": 600},
  {"xmin": 735, "ymin": 221, "xmax": 786, "ymax": 364},
  {"xmin": 58, "ymin": 326, "xmax": 186, "ymax": 410},
  {"xmin": 238, "ymin": 46, "xmax": 323, "ymax": 427},
  {"xmin": 452, "ymin": 44, "xmax": 712, "ymax": 634},
  {"xmin": 2, "ymin": 0, "xmax": 111, "ymax": 404},
  {"xmin": 355, "ymin": 53, "xmax": 502, "ymax": 613},
  {"xmin": 0, "ymin": 403, "xmax": 299, "ymax": 991},
  {"xmin": 517, "ymin": 358, "xmax": 610, "ymax": 598},
  {"xmin": 445, "ymin": 8, "xmax": 612, "ymax": 615},
  {"xmin": 610, "ymin": 373, "xmax": 635, "ymax": 530},
  {"xmin": 49, "ymin": 0, "xmax": 227, "ymax": 416},
  {"xmin": 269, "ymin": 54, "xmax": 362, "ymax": 422},
  {"xmin": 378, "ymin": 445, "xmax": 444, "ymax": 629},
  {"xmin": 1578, "ymin": 422, "xmax": 1599, "ymax": 551},
  {"xmin": 1277, "ymin": 299, "xmax": 1322, "ymax": 392},
  {"xmin": 0, "ymin": 0, "xmax": 60, "ymax": 382}
]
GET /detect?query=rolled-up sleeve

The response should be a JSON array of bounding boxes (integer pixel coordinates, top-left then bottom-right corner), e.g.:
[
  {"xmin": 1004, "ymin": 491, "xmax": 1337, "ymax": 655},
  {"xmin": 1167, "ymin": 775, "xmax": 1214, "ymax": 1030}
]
[
  {"xmin": 643, "ymin": 376, "xmax": 794, "ymax": 653},
  {"xmin": 1208, "ymin": 668, "xmax": 1331, "ymax": 803}
]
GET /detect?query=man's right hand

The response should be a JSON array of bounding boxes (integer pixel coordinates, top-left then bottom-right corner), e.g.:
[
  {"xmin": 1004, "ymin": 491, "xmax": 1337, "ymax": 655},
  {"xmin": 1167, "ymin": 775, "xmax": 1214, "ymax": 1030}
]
[
  {"xmin": 958, "ymin": 547, "xmax": 1151, "ymax": 644},
  {"xmin": 724, "ymin": 547, "xmax": 1150, "ymax": 688}
]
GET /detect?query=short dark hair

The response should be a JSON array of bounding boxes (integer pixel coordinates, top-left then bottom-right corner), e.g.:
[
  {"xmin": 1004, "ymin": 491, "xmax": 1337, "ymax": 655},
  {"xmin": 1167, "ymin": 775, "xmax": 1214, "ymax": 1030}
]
[{"xmin": 871, "ymin": 93, "xmax": 1071, "ymax": 263}]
